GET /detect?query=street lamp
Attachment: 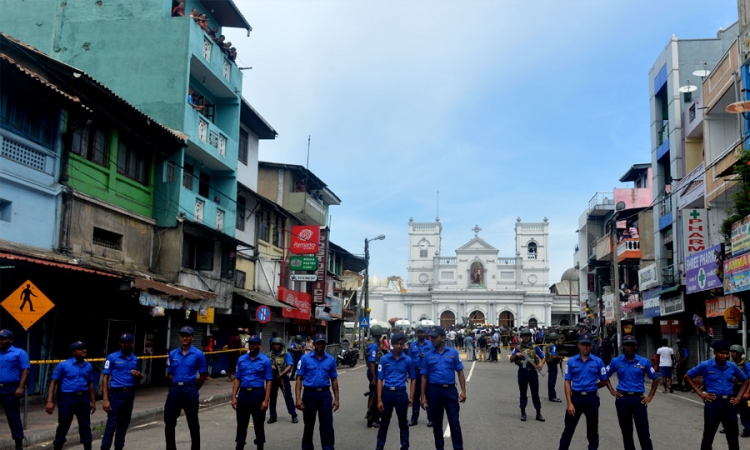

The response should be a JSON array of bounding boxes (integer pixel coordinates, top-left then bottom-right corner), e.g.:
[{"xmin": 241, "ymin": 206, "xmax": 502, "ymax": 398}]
[
  {"xmin": 353, "ymin": 234, "xmax": 385, "ymax": 357},
  {"xmin": 562, "ymin": 267, "xmax": 578, "ymax": 327}
]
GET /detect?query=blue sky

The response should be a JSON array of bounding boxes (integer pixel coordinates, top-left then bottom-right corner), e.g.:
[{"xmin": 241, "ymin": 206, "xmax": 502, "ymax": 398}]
[{"xmin": 226, "ymin": 1, "xmax": 738, "ymax": 286}]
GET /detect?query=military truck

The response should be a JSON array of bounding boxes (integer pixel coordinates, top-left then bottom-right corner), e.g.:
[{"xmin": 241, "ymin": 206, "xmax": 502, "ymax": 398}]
[{"xmin": 545, "ymin": 326, "xmax": 581, "ymax": 357}]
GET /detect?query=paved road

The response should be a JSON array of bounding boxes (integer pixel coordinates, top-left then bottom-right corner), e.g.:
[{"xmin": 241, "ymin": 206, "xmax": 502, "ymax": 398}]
[{"xmin": 41, "ymin": 357, "xmax": 750, "ymax": 449}]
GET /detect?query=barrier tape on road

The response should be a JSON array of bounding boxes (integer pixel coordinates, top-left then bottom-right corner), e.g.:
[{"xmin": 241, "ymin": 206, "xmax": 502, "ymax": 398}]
[{"xmin": 29, "ymin": 348, "xmax": 248, "ymax": 365}]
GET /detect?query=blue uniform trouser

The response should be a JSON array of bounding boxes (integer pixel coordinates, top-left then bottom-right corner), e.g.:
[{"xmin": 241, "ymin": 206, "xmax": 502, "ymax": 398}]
[
  {"xmin": 235, "ymin": 388, "xmax": 267, "ymax": 447},
  {"xmin": 0, "ymin": 384, "xmax": 23, "ymax": 440},
  {"xmin": 101, "ymin": 390, "xmax": 136, "ymax": 450},
  {"xmin": 547, "ymin": 364, "xmax": 558, "ymax": 399},
  {"xmin": 270, "ymin": 375, "xmax": 297, "ymax": 419},
  {"xmin": 367, "ymin": 371, "xmax": 381, "ymax": 424},
  {"xmin": 558, "ymin": 394, "xmax": 599, "ymax": 450},
  {"xmin": 53, "ymin": 392, "xmax": 92, "ymax": 449},
  {"xmin": 733, "ymin": 385, "xmax": 750, "ymax": 430},
  {"xmin": 376, "ymin": 388, "xmax": 409, "ymax": 450},
  {"xmin": 164, "ymin": 384, "xmax": 200, "ymax": 450},
  {"xmin": 517, "ymin": 368, "xmax": 541, "ymax": 411},
  {"xmin": 701, "ymin": 398, "xmax": 739, "ymax": 450},
  {"xmin": 411, "ymin": 371, "xmax": 430, "ymax": 423},
  {"xmin": 425, "ymin": 385, "xmax": 463, "ymax": 450},
  {"xmin": 614, "ymin": 395, "xmax": 652, "ymax": 450},
  {"xmin": 301, "ymin": 389, "xmax": 334, "ymax": 450}
]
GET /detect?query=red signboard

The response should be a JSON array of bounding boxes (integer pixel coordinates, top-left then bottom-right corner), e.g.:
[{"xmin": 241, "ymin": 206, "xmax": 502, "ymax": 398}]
[
  {"xmin": 659, "ymin": 319, "xmax": 682, "ymax": 335},
  {"xmin": 279, "ymin": 287, "xmax": 311, "ymax": 320},
  {"xmin": 706, "ymin": 295, "xmax": 742, "ymax": 318},
  {"xmin": 290, "ymin": 226, "xmax": 320, "ymax": 254},
  {"xmin": 312, "ymin": 228, "xmax": 329, "ymax": 304}
]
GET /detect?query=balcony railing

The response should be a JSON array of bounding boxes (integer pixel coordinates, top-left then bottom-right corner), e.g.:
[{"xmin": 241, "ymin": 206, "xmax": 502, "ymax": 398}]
[
  {"xmin": 595, "ymin": 235, "xmax": 613, "ymax": 261},
  {"xmin": 617, "ymin": 238, "xmax": 641, "ymax": 263},
  {"xmin": 659, "ymin": 194, "xmax": 673, "ymax": 217},
  {"xmin": 439, "ymin": 257, "xmax": 457, "ymax": 265},
  {"xmin": 588, "ymin": 192, "xmax": 614, "ymax": 216},
  {"xmin": 657, "ymin": 121, "xmax": 669, "ymax": 145},
  {"xmin": 662, "ymin": 264, "xmax": 676, "ymax": 285},
  {"xmin": 187, "ymin": 20, "xmax": 241, "ymax": 98}
]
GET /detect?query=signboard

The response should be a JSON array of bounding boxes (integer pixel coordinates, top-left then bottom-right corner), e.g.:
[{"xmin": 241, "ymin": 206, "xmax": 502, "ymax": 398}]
[
  {"xmin": 686, "ymin": 244, "xmax": 724, "ymax": 294},
  {"xmin": 731, "ymin": 214, "xmax": 750, "ymax": 257},
  {"xmin": 660, "ymin": 293, "xmax": 684, "ymax": 317},
  {"xmin": 196, "ymin": 307, "xmax": 215, "ymax": 324},
  {"xmin": 279, "ymin": 287, "xmax": 311, "ymax": 320},
  {"xmin": 289, "ymin": 255, "xmax": 318, "ymax": 271},
  {"xmin": 638, "ymin": 264, "xmax": 659, "ymax": 291},
  {"xmin": 315, "ymin": 305, "xmax": 332, "ymax": 321},
  {"xmin": 290, "ymin": 225, "xmax": 320, "ymax": 254},
  {"xmin": 724, "ymin": 252, "xmax": 750, "ymax": 294},
  {"xmin": 725, "ymin": 306, "xmax": 742, "ymax": 329},
  {"xmin": 634, "ymin": 309, "xmax": 653, "ymax": 325},
  {"xmin": 706, "ymin": 295, "xmax": 741, "ymax": 317},
  {"xmin": 603, "ymin": 293, "xmax": 615, "ymax": 325},
  {"xmin": 682, "ymin": 209, "xmax": 707, "ymax": 256},
  {"xmin": 312, "ymin": 228, "xmax": 329, "ymax": 304},
  {"xmin": 290, "ymin": 274, "xmax": 318, "ymax": 282},
  {"xmin": 359, "ymin": 316, "xmax": 370, "ymax": 328},
  {"xmin": 256, "ymin": 305, "xmax": 271, "ymax": 324},
  {"xmin": 1, "ymin": 280, "xmax": 55, "ymax": 330},
  {"xmin": 642, "ymin": 287, "xmax": 662, "ymax": 319},
  {"xmin": 659, "ymin": 319, "xmax": 682, "ymax": 335}
]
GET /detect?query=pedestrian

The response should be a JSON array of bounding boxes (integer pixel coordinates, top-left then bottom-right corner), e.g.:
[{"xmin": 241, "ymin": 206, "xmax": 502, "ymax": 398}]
[
  {"xmin": 101, "ymin": 333, "xmax": 143, "ymax": 450},
  {"xmin": 602, "ymin": 335, "xmax": 659, "ymax": 450},
  {"xmin": 477, "ymin": 332, "xmax": 487, "ymax": 362},
  {"xmin": 227, "ymin": 328, "xmax": 244, "ymax": 382},
  {"xmin": 674, "ymin": 339, "xmax": 689, "ymax": 392},
  {"xmin": 46, "ymin": 341, "xmax": 96, "ymax": 450},
  {"xmin": 295, "ymin": 333, "xmax": 340, "ymax": 450},
  {"xmin": 408, "ymin": 326, "xmax": 434, "ymax": 427},
  {"xmin": 289, "ymin": 335, "xmax": 304, "ymax": 378},
  {"xmin": 601, "ymin": 336, "xmax": 614, "ymax": 366},
  {"xmin": 267, "ymin": 337, "xmax": 299, "ymax": 424},
  {"xmin": 557, "ymin": 331, "xmax": 608, "ymax": 450},
  {"xmin": 685, "ymin": 339, "xmax": 749, "ymax": 450},
  {"xmin": 729, "ymin": 345, "xmax": 750, "ymax": 438},
  {"xmin": 446, "ymin": 328, "xmax": 456, "ymax": 348},
  {"xmin": 490, "ymin": 329, "xmax": 500, "ymax": 362},
  {"xmin": 0, "ymin": 329, "xmax": 29, "ymax": 450},
  {"xmin": 464, "ymin": 333, "xmax": 474, "ymax": 362},
  {"xmin": 164, "ymin": 326, "xmax": 208, "ymax": 450},
  {"xmin": 656, "ymin": 338, "xmax": 675, "ymax": 393},
  {"xmin": 232, "ymin": 334, "xmax": 273, "ymax": 450},
  {"xmin": 304, "ymin": 335, "xmax": 314, "ymax": 354},
  {"xmin": 376, "ymin": 333, "xmax": 415, "ymax": 450},
  {"xmin": 421, "ymin": 325, "xmax": 467, "ymax": 450},
  {"xmin": 366, "ymin": 325, "xmax": 387, "ymax": 428},
  {"xmin": 510, "ymin": 328, "xmax": 545, "ymax": 422},
  {"xmin": 544, "ymin": 332, "xmax": 563, "ymax": 402}
]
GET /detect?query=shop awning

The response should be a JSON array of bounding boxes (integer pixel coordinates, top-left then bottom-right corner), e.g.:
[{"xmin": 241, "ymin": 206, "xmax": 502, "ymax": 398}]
[
  {"xmin": 234, "ymin": 288, "xmax": 297, "ymax": 309},
  {"xmin": 658, "ymin": 285, "xmax": 681, "ymax": 297},
  {"xmin": 622, "ymin": 301, "xmax": 643, "ymax": 310},
  {"xmin": 0, "ymin": 251, "xmax": 121, "ymax": 278},
  {"xmin": 134, "ymin": 278, "xmax": 217, "ymax": 301}
]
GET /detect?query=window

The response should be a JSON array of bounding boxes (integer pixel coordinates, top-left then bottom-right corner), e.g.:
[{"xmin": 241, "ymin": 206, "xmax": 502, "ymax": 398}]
[
  {"xmin": 441, "ymin": 271, "xmax": 454, "ymax": 279},
  {"xmin": 199, "ymin": 171, "xmax": 210, "ymax": 198},
  {"xmin": 258, "ymin": 210, "xmax": 270, "ymax": 242},
  {"xmin": 165, "ymin": 161, "xmax": 175, "ymax": 183},
  {"xmin": 70, "ymin": 125, "xmax": 108, "ymax": 166},
  {"xmin": 221, "ymin": 245, "xmax": 236, "ymax": 279},
  {"xmin": 182, "ymin": 234, "xmax": 214, "ymax": 271},
  {"xmin": 420, "ymin": 250, "xmax": 427, "ymax": 258},
  {"xmin": 238, "ymin": 129, "xmax": 249, "ymax": 165},
  {"xmin": 235, "ymin": 270, "xmax": 246, "ymax": 289},
  {"xmin": 0, "ymin": 199, "xmax": 11, "ymax": 222},
  {"xmin": 116, "ymin": 140, "xmax": 150, "ymax": 185},
  {"xmin": 183, "ymin": 163, "xmax": 194, "ymax": 190},
  {"xmin": 527, "ymin": 242, "xmax": 537, "ymax": 259},
  {"xmin": 93, "ymin": 227, "xmax": 122, "ymax": 250},
  {"xmin": 272, "ymin": 215, "xmax": 284, "ymax": 248},
  {"xmin": 236, "ymin": 195, "xmax": 246, "ymax": 231},
  {"xmin": 0, "ymin": 77, "xmax": 57, "ymax": 147},
  {"xmin": 528, "ymin": 318, "xmax": 538, "ymax": 329}
]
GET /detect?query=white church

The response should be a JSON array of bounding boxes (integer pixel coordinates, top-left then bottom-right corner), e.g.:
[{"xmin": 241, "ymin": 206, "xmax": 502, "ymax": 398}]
[{"xmin": 369, "ymin": 217, "xmax": 574, "ymax": 329}]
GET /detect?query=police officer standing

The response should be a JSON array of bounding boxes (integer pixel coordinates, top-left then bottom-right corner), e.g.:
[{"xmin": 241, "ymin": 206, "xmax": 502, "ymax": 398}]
[
  {"xmin": 101, "ymin": 333, "xmax": 143, "ymax": 450},
  {"xmin": 728, "ymin": 345, "xmax": 750, "ymax": 437},
  {"xmin": 602, "ymin": 335, "xmax": 659, "ymax": 450},
  {"xmin": 421, "ymin": 326, "xmax": 466, "ymax": 450},
  {"xmin": 685, "ymin": 340, "xmax": 749, "ymax": 450},
  {"xmin": 366, "ymin": 325, "xmax": 386, "ymax": 428},
  {"xmin": 267, "ymin": 336, "xmax": 299, "ymax": 424},
  {"xmin": 295, "ymin": 333, "xmax": 339, "ymax": 450},
  {"xmin": 408, "ymin": 326, "xmax": 434, "ymax": 427},
  {"xmin": 289, "ymin": 335, "xmax": 304, "ymax": 378},
  {"xmin": 557, "ymin": 332, "xmax": 607, "ymax": 450},
  {"xmin": 376, "ymin": 333, "xmax": 416, "ymax": 450},
  {"xmin": 46, "ymin": 341, "xmax": 96, "ymax": 450},
  {"xmin": 0, "ymin": 329, "xmax": 29, "ymax": 450},
  {"xmin": 232, "ymin": 334, "xmax": 273, "ymax": 450},
  {"xmin": 510, "ymin": 328, "xmax": 545, "ymax": 422},
  {"xmin": 164, "ymin": 326, "xmax": 208, "ymax": 450},
  {"xmin": 545, "ymin": 332, "xmax": 563, "ymax": 402}
]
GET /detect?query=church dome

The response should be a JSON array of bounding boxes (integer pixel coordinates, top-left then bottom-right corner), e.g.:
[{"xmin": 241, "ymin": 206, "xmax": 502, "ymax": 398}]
[
  {"xmin": 561, "ymin": 267, "xmax": 578, "ymax": 282},
  {"xmin": 369, "ymin": 275, "xmax": 387, "ymax": 288}
]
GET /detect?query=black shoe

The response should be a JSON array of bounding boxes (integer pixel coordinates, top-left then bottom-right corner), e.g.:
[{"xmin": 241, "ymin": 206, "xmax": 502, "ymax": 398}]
[
  {"xmin": 427, "ymin": 421, "xmax": 433, "ymax": 427},
  {"xmin": 549, "ymin": 398, "xmax": 562, "ymax": 402},
  {"xmin": 368, "ymin": 421, "xmax": 380, "ymax": 429},
  {"xmin": 408, "ymin": 419, "xmax": 418, "ymax": 426},
  {"xmin": 292, "ymin": 416, "xmax": 299, "ymax": 423},
  {"xmin": 669, "ymin": 387, "xmax": 674, "ymax": 393},
  {"xmin": 520, "ymin": 411, "xmax": 527, "ymax": 421},
  {"xmin": 742, "ymin": 429, "xmax": 750, "ymax": 438},
  {"xmin": 536, "ymin": 411, "xmax": 545, "ymax": 422},
  {"xmin": 267, "ymin": 417, "xmax": 277, "ymax": 424}
]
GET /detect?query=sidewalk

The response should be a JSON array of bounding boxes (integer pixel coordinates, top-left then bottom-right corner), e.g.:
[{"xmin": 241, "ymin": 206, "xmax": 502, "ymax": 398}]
[{"xmin": 0, "ymin": 377, "xmax": 234, "ymax": 450}]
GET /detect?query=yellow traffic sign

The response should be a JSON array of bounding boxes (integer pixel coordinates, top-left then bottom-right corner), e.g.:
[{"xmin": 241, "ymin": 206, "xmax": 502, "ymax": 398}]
[{"xmin": 1, "ymin": 280, "xmax": 55, "ymax": 330}]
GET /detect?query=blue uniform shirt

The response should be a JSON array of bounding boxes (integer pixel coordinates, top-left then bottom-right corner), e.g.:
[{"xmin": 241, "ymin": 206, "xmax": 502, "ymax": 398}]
[
  {"xmin": 510, "ymin": 345, "xmax": 545, "ymax": 362},
  {"xmin": 549, "ymin": 344, "xmax": 557, "ymax": 357},
  {"xmin": 377, "ymin": 352, "xmax": 416, "ymax": 388},
  {"xmin": 687, "ymin": 358, "xmax": 748, "ymax": 396},
  {"xmin": 102, "ymin": 350, "xmax": 139, "ymax": 388},
  {"xmin": 409, "ymin": 340, "xmax": 435, "ymax": 370},
  {"xmin": 563, "ymin": 353, "xmax": 607, "ymax": 392},
  {"xmin": 422, "ymin": 346, "xmax": 463, "ymax": 385},
  {"xmin": 0, "ymin": 345, "xmax": 30, "ymax": 384},
  {"xmin": 167, "ymin": 346, "xmax": 208, "ymax": 383},
  {"xmin": 605, "ymin": 354, "xmax": 658, "ymax": 392},
  {"xmin": 297, "ymin": 352, "xmax": 338, "ymax": 388},
  {"xmin": 236, "ymin": 353, "xmax": 273, "ymax": 388},
  {"xmin": 367, "ymin": 341, "xmax": 380, "ymax": 363},
  {"xmin": 52, "ymin": 358, "xmax": 93, "ymax": 393}
]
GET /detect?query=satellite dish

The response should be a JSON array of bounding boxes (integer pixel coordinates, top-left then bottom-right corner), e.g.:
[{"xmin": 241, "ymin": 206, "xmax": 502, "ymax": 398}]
[
  {"xmin": 693, "ymin": 69, "xmax": 711, "ymax": 78},
  {"xmin": 616, "ymin": 201, "xmax": 626, "ymax": 211},
  {"xmin": 726, "ymin": 101, "xmax": 750, "ymax": 113},
  {"xmin": 678, "ymin": 85, "xmax": 697, "ymax": 93}
]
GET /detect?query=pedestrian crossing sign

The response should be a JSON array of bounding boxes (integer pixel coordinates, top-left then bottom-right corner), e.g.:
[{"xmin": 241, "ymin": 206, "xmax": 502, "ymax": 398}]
[
  {"xmin": 1, "ymin": 280, "xmax": 55, "ymax": 330},
  {"xmin": 359, "ymin": 316, "xmax": 370, "ymax": 328}
]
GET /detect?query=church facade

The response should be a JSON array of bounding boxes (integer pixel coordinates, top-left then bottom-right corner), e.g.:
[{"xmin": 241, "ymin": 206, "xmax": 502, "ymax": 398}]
[{"xmin": 369, "ymin": 217, "xmax": 572, "ymax": 329}]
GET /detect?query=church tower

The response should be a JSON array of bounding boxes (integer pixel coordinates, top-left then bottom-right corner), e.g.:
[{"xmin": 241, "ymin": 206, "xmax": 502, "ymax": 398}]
[
  {"xmin": 515, "ymin": 217, "xmax": 550, "ymax": 292},
  {"xmin": 406, "ymin": 218, "xmax": 442, "ymax": 290}
]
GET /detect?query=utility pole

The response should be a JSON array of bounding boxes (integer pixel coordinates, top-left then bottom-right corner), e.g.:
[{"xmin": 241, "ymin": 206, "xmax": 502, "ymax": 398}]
[{"xmin": 611, "ymin": 214, "xmax": 622, "ymax": 351}]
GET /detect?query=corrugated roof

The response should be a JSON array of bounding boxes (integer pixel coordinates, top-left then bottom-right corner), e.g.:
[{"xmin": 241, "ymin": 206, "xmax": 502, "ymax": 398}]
[
  {"xmin": 199, "ymin": 0, "xmax": 252, "ymax": 31},
  {"xmin": 0, "ymin": 251, "xmax": 121, "ymax": 278},
  {"xmin": 235, "ymin": 288, "xmax": 297, "ymax": 309},
  {"xmin": 134, "ymin": 278, "xmax": 217, "ymax": 301},
  {"xmin": 240, "ymin": 97, "xmax": 277, "ymax": 139}
]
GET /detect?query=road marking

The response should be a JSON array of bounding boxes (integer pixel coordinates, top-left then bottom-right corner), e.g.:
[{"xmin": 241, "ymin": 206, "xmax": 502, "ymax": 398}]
[
  {"xmin": 130, "ymin": 421, "xmax": 158, "ymax": 430},
  {"xmin": 444, "ymin": 360, "xmax": 475, "ymax": 438},
  {"xmin": 670, "ymin": 393, "xmax": 707, "ymax": 406},
  {"xmin": 466, "ymin": 361, "xmax": 476, "ymax": 382}
]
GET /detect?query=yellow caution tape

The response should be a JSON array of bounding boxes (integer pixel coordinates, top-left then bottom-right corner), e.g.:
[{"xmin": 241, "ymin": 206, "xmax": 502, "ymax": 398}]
[{"xmin": 29, "ymin": 348, "xmax": 247, "ymax": 365}]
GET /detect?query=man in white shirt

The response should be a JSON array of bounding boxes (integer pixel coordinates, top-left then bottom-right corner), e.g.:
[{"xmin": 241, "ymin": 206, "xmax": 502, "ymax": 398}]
[
  {"xmin": 446, "ymin": 329, "xmax": 456, "ymax": 348},
  {"xmin": 656, "ymin": 338, "xmax": 675, "ymax": 393}
]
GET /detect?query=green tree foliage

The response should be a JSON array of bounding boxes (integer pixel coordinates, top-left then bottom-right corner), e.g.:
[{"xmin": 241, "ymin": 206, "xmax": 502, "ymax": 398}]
[{"xmin": 721, "ymin": 150, "xmax": 750, "ymax": 241}]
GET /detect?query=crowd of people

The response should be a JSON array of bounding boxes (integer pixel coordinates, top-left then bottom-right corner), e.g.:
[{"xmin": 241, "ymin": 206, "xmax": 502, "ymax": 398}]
[{"xmin": 171, "ymin": 1, "xmax": 237, "ymax": 61}]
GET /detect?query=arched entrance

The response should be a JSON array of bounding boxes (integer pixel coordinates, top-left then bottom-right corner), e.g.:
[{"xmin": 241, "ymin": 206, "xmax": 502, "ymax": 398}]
[
  {"xmin": 498, "ymin": 311, "xmax": 515, "ymax": 329},
  {"xmin": 440, "ymin": 310, "xmax": 455, "ymax": 329},
  {"xmin": 528, "ymin": 318, "xmax": 538, "ymax": 329},
  {"xmin": 468, "ymin": 310, "xmax": 485, "ymax": 326},
  {"xmin": 559, "ymin": 319, "xmax": 570, "ymax": 326}
]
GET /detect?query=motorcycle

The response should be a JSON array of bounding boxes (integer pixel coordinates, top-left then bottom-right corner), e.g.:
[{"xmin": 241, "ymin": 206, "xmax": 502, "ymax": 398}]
[{"xmin": 337, "ymin": 346, "xmax": 359, "ymax": 367}]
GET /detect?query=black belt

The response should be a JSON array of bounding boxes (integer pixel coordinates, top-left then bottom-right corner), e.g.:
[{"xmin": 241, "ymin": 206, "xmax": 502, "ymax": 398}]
[
  {"xmin": 429, "ymin": 384, "xmax": 455, "ymax": 388},
  {"xmin": 240, "ymin": 387, "xmax": 264, "ymax": 392},
  {"xmin": 384, "ymin": 386, "xmax": 406, "ymax": 391},
  {"xmin": 0, "ymin": 382, "xmax": 19, "ymax": 388},
  {"xmin": 62, "ymin": 391, "xmax": 88, "ymax": 395},
  {"xmin": 708, "ymin": 393, "xmax": 732, "ymax": 400},
  {"xmin": 572, "ymin": 391, "xmax": 597, "ymax": 397},
  {"xmin": 173, "ymin": 381, "xmax": 196, "ymax": 386},
  {"xmin": 307, "ymin": 387, "xmax": 329, "ymax": 391},
  {"xmin": 109, "ymin": 387, "xmax": 135, "ymax": 393},
  {"xmin": 617, "ymin": 391, "xmax": 644, "ymax": 396}
]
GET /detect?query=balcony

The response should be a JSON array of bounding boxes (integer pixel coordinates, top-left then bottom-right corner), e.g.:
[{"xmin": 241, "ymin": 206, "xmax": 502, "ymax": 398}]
[
  {"xmin": 617, "ymin": 238, "xmax": 641, "ymax": 263},
  {"xmin": 588, "ymin": 192, "xmax": 614, "ymax": 217},
  {"xmin": 662, "ymin": 264, "xmax": 677, "ymax": 286},
  {"xmin": 656, "ymin": 121, "xmax": 670, "ymax": 160},
  {"xmin": 187, "ymin": 20, "xmax": 242, "ymax": 99},
  {"xmin": 676, "ymin": 163, "xmax": 705, "ymax": 209},
  {"xmin": 184, "ymin": 106, "xmax": 237, "ymax": 172},
  {"xmin": 284, "ymin": 192, "xmax": 328, "ymax": 225},
  {"xmin": 659, "ymin": 194, "xmax": 673, "ymax": 230},
  {"xmin": 595, "ymin": 235, "xmax": 613, "ymax": 261}
]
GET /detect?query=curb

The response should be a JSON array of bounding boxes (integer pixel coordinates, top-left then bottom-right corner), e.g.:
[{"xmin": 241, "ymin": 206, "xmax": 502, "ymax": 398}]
[{"xmin": 1, "ymin": 392, "xmax": 232, "ymax": 450}]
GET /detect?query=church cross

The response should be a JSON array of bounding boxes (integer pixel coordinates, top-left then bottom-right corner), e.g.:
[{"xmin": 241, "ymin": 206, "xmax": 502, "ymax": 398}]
[{"xmin": 472, "ymin": 224, "xmax": 481, "ymax": 237}]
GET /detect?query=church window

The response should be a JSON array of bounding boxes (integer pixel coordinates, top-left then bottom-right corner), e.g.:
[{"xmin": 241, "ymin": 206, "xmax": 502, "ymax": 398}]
[
  {"xmin": 470, "ymin": 261, "xmax": 484, "ymax": 286},
  {"xmin": 441, "ymin": 271, "xmax": 454, "ymax": 279},
  {"xmin": 420, "ymin": 249, "xmax": 427, "ymax": 258},
  {"xmin": 527, "ymin": 242, "xmax": 537, "ymax": 259},
  {"xmin": 528, "ymin": 318, "xmax": 538, "ymax": 328}
]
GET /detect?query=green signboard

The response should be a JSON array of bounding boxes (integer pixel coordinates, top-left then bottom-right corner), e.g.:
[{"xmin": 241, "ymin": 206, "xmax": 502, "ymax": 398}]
[{"xmin": 289, "ymin": 255, "xmax": 318, "ymax": 271}]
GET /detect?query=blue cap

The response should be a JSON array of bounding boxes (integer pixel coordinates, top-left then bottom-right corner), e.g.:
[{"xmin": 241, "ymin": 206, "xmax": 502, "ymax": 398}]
[
  {"xmin": 70, "ymin": 341, "xmax": 86, "ymax": 352},
  {"xmin": 247, "ymin": 334, "xmax": 261, "ymax": 344},
  {"xmin": 119, "ymin": 333, "xmax": 134, "ymax": 343},
  {"xmin": 622, "ymin": 335, "xmax": 637, "ymax": 345},
  {"xmin": 711, "ymin": 339, "xmax": 732, "ymax": 352},
  {"xmin": 0, "ymin": 329, "xmax": 13, "ymax": 339},
  {"xmin": 391, "ymin": 333, "xmax": 406, "ymax": 343},
  {"xmin": 428, "ymin": 326, "xmax": 446, "ymax": 338},
  {"xmin": 578, "ymin": 332, "xmax": 594, "ymax": 344},
  {"xmin": 313, "ymin": 333, "xmax": 327, "ymax": 344},
  {"xmin": 179, "ymin": 326, "xmax": 195, "ymax": 335}
]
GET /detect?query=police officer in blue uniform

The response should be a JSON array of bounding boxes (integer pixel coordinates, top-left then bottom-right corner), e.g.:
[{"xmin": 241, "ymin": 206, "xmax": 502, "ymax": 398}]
[
  {"xmin": 289, "ymin": 335, "xmax": 304, "ymax": 378},
  {"xmin": 267, "ymin": 336, "xmax": 298, "ymax": 424},
  {"xmin": 366, "ymin": 325, "xmax": 386, "ymax": 428},
  {"xmin": 295, "ymin": 333, "xmax": 340, "ymax": 450},
  {"xmin": 557, "ymin": 332, "xmax": 607, "ymax": 450},
  {"xmin": 232, "ymin": 334, "xmax": 273, "ymax": 450},
  {"xmin": 0, "ymin": 329, "xmax": 30, "ymax": 450},
  {"xmin": 602, "ymin": 335, "xmax": 659, "ymax": 450},
  {"xmin": 164, "ymin": 326, "xmax": 208, "ymax": 450},
  {"xmin": 420, "ymin": 326, "xmax": 466, "ymax": 450},
  {"xmin": 545, "ymin": 332, "xmax": 564, "ymax": 402},
  {"xmin": 408, "ymin": 326, "xmax": 434, "ymax": 427},
  {"xmin": 510, "ymin": 328, "xmax": 546, "ymax": 422},
  {"xmin": 685, "ymin": 339, "xmax": 749, "ymax": 450},
  {"xmin": 376, "ymin": 333, "xmax": 416, "ymax": 450},
  {"xmin": 46, "ymin": 341, "xmax": 96, "ymax": 450},
  {"xmin": 101, "ymin": 333, "xmax": 143, "ymax": 450}
]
